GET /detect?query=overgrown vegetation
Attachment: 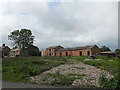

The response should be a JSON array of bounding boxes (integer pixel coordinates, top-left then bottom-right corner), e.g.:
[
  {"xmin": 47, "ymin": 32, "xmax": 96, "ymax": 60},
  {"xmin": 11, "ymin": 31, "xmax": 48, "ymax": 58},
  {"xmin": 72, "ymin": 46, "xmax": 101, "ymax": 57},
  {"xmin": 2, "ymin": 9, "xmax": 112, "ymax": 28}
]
[
  {"xmin": 99, "ymin": 74, "xmax": 119, "ymax": 89},
  {"xmin": 65, "ymin": 56, "xmax": 89, "ymax": 62},
  {"xmin": 40, "ymin": 72, "xmax": 86, "ymax": 86},
  {"xmin": 64, "ymin": 56, "xmax": 118, "ymax": 75},
  {"xmin": 63, "ymin": 56, "xmax": 119, "ymax": 89},
  {"xmin": 2, "ymin": 57, "xmax": 66, "ymax": 82},
  {"xmin": 83, "ymin": 56, "xmax": 118, "ymax": 74},
  {"xmin": 45, "ymin": 73, "xmax": 75, "ymax": 86},
  {"xmin": 66, "ymin": 56, "xmax": 119, "ymax": 89},
  {"xmin": 67, "ymin": 73, "xmax": 86, "ymax": 77},
  {"xmin": 2, "ymin": 56, "xmax": 119, "ymax": 89}
]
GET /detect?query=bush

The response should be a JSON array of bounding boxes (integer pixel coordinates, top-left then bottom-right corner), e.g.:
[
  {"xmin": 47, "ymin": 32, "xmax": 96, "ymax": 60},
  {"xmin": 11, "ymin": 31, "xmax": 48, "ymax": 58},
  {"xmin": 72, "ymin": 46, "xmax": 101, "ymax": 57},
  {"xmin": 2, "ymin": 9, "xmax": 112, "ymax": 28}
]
[
  {"xmin": 99, "ymin": 73, "xmax": 119, "ymax": 89},
  {"xmin": 27, "ymin": 45, "xmax": 40, "ymax": 56}
]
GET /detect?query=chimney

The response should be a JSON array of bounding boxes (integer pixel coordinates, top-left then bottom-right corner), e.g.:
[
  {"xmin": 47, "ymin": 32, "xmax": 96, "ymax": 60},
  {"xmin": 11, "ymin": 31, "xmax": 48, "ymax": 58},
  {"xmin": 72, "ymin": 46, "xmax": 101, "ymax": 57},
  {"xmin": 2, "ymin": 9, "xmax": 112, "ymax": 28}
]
[{"xmin": 2, "ymin": 44, "xmax": 5, "ymax": 47}]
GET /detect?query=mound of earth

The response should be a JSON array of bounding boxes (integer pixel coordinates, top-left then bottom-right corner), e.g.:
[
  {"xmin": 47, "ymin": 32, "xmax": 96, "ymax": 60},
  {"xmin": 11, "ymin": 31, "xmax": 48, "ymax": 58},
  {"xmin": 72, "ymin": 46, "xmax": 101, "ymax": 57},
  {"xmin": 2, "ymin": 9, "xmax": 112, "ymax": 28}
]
[{"xmin": 30, "ymin": 62, "xmax": 114, "ymax": 88}]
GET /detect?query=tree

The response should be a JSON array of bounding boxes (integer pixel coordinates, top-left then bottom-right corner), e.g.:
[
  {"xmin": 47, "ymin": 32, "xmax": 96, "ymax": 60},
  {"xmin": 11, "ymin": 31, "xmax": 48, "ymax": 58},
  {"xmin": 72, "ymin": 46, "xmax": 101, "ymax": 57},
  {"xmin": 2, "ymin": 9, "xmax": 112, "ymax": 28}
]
[
  {"xmin": 100, "ymin": 46, "xmax": 111, "ymax": 52},
  {"xmin": 8, "ymin": 29, "xmax": 35, "ymax": 49},
  {"xmin": 8, "ymin": 29, "xmax": 35, "ymax": 56},
  {"xmin": 27, "ymin": 45, "xmax": 40, "ymax": 56},
  {"xmin": 115, "ymin": 49, "xmax": 120, "ymax": 54}
]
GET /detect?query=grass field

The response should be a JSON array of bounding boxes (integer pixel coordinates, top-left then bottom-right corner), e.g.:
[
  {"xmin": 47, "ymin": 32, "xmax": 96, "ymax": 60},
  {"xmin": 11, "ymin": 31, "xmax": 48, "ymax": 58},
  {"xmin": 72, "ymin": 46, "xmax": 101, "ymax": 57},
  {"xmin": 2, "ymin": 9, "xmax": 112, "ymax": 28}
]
[
  {"xmin": 2, "ymin": 56, "xmax": 66, "ymax": 82},
  {"xmin": 2, "ymin": 56, "xmax": 119, "ymax": 89}
]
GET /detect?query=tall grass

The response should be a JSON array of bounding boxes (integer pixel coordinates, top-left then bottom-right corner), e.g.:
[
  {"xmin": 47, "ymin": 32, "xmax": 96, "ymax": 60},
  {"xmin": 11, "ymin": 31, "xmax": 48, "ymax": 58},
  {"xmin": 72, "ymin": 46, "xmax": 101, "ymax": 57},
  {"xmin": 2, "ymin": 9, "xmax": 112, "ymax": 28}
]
[{"xmin": 2, "ymin": 57, "xmax": 66, "ymax": 82}]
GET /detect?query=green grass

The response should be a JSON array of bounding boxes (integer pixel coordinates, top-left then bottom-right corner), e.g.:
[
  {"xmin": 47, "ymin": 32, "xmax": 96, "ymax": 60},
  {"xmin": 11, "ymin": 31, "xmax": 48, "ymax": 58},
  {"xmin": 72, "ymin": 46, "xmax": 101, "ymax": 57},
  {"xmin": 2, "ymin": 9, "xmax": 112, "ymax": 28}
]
[
  {"xmin": 86, "ymin": 84, "xmax": 96, "ymax": 87},
  {"xmin": 67, "ymin": 73, "xmax": 85, "ymax": 80},
  {"xmin": 2, "ymin": 56, "xmax": 66, "ymax": 82},
  {"xmin": 2, "ymin": 56, "xmax": 119, "ymax": 88},
  {"xmin": 41, "ymin": 72, "xmax": 85, "ymax": 86},
  {"xmin": 83, "ymin": 57, "xmax": 119, "ymax": 75},
  {"xmin": 72, "ymin": 66, "xmax": 85, "ymax": 70},
  {"xmin": 64, "ymin": 56, "xmax": 119, "ymax": 75},
  {"xmin": 63, "ymin": 56, "xmax": 119, "ymax": 75},
  {"xmin": 65, "ymin": 56, "xmax": 89, "ymax": 62},
  {"xmin": 67, "ymin": 73, "xmax": 86, "ymax": 77},
  {"xmin": 99, "ymin": 73, "xmax": 119, "ymax": 89},
  {"xmin": 43, "ymin": 73, "xmax": 75, "ymax": 86},
  {"xmin": 65, "ymin": 56, "xmax": 119, "ymax": 89}
]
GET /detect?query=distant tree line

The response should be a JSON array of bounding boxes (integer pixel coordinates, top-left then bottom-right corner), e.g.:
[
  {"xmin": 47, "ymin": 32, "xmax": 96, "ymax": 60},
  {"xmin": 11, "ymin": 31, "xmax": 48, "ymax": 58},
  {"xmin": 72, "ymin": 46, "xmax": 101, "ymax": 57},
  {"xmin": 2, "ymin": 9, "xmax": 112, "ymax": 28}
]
[
  {"xmin": 100, "ymin": 46, "xmax": 111, "ymax": 52},
  {"xmin": 115, "ymin": 49, "xmax": 120, "ymax": 54},
  {"xmin": 100, "ymin": 45, "xmax": 120, "ymax": 54}
]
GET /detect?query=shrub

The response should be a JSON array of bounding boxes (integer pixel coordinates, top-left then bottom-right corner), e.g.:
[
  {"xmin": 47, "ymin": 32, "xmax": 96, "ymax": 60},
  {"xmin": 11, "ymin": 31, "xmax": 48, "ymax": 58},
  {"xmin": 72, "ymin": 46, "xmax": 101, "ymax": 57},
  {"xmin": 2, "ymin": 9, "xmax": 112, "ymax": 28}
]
[
  {"xmin": 27, "ymin": 45, "xmax": 40, "ymax": 56},
  {"xmin": 99, "ymin": 73, "xmax": 119, "ymax": 89}
]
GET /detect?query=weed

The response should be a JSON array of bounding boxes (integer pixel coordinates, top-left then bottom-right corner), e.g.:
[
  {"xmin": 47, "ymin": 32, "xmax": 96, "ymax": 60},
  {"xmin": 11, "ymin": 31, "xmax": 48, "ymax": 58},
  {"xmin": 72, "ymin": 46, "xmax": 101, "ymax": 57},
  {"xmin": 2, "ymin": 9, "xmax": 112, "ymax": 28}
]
[
  {"xmin": 86, "ymin": 84, "xmax": 96, "ymax": 87},
  {"xmin": 83, "ymin": 57, "xmax": 119, "ymax": 74},
  {"xmin": 99, "ymin": 73, "xmax": 119, "ymax": 89},
  {"xmin": 67, "ymin": 73, "xmax": 86, "ymax": 77},
  {"xmin": 2, "ymin": 57, "xmax": 66, "ymax": 82},
  {"xmin": 46, "ymin": 73, "xmax": 75, "ymax": 86},
  {"xmin": 72, "ymin": 66, "xmax": 85, "ymax": 70}
]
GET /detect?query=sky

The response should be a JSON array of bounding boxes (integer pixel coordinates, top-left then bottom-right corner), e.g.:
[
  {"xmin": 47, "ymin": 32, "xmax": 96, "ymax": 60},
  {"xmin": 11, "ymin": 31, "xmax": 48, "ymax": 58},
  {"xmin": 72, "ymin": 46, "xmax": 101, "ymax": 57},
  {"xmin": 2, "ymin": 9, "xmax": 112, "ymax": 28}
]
[{"xmin": 0, "ymin": 0, "xmax": 119, "ymax": 51}]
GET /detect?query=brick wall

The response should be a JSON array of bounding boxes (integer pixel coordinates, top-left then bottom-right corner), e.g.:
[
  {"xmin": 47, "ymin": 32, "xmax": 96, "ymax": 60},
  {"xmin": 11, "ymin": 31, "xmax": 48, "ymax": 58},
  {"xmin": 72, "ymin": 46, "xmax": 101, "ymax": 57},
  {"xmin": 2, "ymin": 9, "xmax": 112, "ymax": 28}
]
[
  {"xmin": 43, "ymin": 45, "xmax": 100, "ymax": 57},
  {"xmin": 55, "ymin": 49, "xmax": 92, "ymax": 56},
  {"xmin": 43, "ymin": 48, "xmax": 56, "ymax": 56},
  {"xmin": 91, "ymin": 45, "xmax": 100, "ymax": 55}
]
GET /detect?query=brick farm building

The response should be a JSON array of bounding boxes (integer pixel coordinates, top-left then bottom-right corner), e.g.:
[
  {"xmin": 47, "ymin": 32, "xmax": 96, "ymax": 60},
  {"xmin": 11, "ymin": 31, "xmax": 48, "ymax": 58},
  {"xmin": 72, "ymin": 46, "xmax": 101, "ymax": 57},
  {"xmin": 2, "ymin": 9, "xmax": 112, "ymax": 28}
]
[{"xmin": 43, "ymin": 45, "xmax": 100, "ymax": 56}]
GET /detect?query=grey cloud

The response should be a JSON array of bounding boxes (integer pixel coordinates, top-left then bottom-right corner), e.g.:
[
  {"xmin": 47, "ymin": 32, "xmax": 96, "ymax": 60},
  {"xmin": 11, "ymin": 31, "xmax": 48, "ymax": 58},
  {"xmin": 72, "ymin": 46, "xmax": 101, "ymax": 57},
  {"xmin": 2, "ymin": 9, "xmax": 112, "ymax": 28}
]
[{"xmin": 0, "ymin": 2, "xmax": 118, "ymax": 51}]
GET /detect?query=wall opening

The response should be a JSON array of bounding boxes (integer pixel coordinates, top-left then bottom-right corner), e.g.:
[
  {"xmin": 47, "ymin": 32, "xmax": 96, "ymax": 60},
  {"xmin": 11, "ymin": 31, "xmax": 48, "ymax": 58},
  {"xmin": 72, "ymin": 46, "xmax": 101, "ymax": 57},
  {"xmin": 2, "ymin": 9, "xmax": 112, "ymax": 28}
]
[
  {"xmin": 66, "ymin": 52, "xmax": 68, "ymax": 56},
  {"xmin": 87, "ymin": 51, "xmax": 90, "ymax": 56},
  {"xmin": 49, "ymin": 53, "xmax": 51, "ymax": 56},
  {"xmin": 80, "ymin": 51, "xmax": 82, "ymax": 56},
  {"xmin": 60, "ymin": 52, "xmax": 62, "ymax": 56}
]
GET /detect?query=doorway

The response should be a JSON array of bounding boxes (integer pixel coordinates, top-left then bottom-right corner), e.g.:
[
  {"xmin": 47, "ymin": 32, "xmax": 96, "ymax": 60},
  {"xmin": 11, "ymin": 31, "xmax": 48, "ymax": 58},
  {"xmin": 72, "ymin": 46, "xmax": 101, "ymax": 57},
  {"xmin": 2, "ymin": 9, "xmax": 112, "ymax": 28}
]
[{"xmin": 80, "ymin": 51, "xmax": 82, "ymax": 56}]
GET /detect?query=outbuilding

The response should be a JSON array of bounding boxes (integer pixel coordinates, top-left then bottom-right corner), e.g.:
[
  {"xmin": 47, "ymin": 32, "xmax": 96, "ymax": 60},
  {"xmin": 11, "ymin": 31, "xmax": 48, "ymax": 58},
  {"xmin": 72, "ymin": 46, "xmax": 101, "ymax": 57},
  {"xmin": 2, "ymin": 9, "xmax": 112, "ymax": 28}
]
[
  {"xmin": 100, "ymin": 51, "xmax": 116, "ymax": 58},
  {"xmin": 1, "ymin": 44, "xmax": 10, "ymax": 58},
  {"xmin": 43, "ymin": 45, "xmax": 100, "ymax": 57},
  {"xmin": 9, "ymin": 49, "xmax": 21, "ymax": 57}
]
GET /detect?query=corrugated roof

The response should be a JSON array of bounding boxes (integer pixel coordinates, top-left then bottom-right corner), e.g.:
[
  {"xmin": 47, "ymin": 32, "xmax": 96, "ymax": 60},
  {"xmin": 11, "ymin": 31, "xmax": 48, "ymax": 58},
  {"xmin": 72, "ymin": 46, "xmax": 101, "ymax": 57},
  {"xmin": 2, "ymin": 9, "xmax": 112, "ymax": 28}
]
[{"xmin": 100, "ymin": 51, "xmax": 114, "ymax": 54}]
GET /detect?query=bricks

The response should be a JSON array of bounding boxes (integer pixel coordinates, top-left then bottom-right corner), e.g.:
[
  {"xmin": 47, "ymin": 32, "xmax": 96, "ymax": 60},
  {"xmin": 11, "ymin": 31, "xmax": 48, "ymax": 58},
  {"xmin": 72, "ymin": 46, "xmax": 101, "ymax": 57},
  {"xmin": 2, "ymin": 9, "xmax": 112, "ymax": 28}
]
[{"xmin": 43, "ymin": 45, "xmax": 100, "ymax": 56}]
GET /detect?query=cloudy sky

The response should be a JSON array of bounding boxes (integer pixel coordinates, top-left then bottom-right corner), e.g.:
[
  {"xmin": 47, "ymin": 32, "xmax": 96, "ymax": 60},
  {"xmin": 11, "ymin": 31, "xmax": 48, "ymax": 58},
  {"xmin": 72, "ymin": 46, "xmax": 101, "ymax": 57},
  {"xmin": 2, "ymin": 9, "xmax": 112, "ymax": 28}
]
[{"xmin": 0, "ymin": 0, "xmax": 118, "ymax": 51}]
